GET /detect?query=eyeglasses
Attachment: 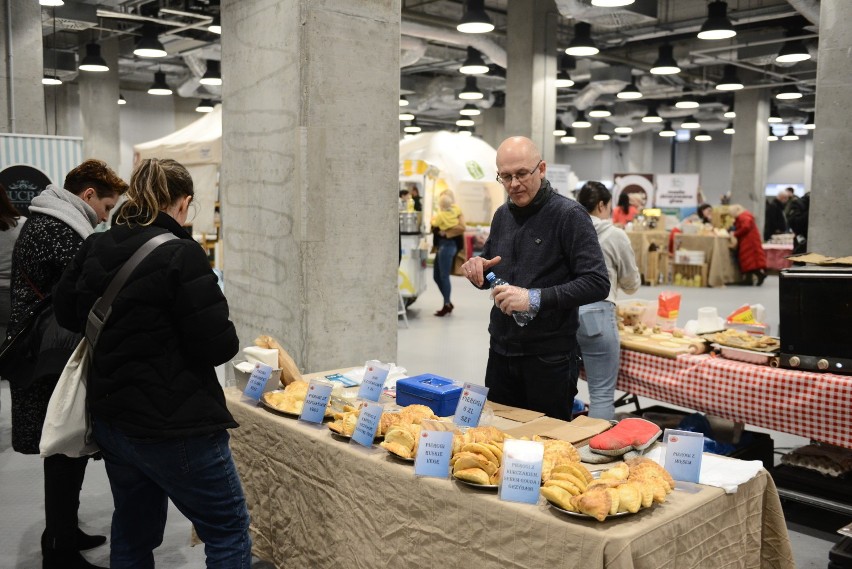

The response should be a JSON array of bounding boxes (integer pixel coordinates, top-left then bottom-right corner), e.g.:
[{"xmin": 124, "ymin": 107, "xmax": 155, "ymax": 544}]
[{"xmin": 496, "ymin": 160, "xmax": 542, "ymax": 186}]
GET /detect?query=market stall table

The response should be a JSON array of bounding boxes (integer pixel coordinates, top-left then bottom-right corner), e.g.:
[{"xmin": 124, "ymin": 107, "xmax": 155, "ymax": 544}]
[
  {"xmin": 673, "ymin": 233, "xmax": 740, "ymax": 287},
  {"xmin": 615, "ymin": 350, "xmax": 852, "ymax": 450},
  {"xmin": 763, "ymin": 243, "xmax": 794, "ymax": 271},
  {"xmin": 626, "ymin": 230, "xmax": 669, "ymax": 284},
  {"xmin": 224, "ymin": 382, "xmax": 794, "ymax": 569}
]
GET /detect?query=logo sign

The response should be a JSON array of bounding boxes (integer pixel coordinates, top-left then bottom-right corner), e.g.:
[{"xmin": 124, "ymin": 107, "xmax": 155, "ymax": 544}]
[
  {"xmin": 242, "ymin": 363, "xmax": 273, "ymax": 403},
  {"xmin": 465, "ymin": 160, "xmax": 485, "ymax": 180},
  {"xmin": 0, "ymin": 165, "xmax": 52, "ymax": 216},
  {"xmin": 350, "ymin": 402, "xmax": 384, "ymax": 447},
  {"xmin": 663, "ymin": 428, "xmax": 704, "ymax": 483},
  {"xmin": 357, "ymin": 360, "xmax": 390, "ymax": 402},
  {"xmin": 414, "ymin": 420, "xmax": 455, "ymax": 478},
  {"xmin": 498, "ymin": 439, "xmax": 544, "ymax": 505},
  {"xmin": 453, "ymin": 383, "xmax": 489, "ymax": 427},
  {"xmin": 299, "ymin": 379, "xmax": 333, "ymax": 424}
]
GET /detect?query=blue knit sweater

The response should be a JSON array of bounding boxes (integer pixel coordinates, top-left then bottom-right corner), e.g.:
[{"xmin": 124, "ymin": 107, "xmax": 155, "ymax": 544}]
[{"xmin": 481, "ymin": 180, "xmax": 610, "ymax": 356}]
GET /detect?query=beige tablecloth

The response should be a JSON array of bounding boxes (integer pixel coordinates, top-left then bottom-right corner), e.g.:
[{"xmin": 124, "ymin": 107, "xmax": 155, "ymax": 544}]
[
  {"xmin": 224, "ymin": 387, "xmax": 794, "ymax": 569},
  {"xmin": 626, "ymin": 230, "xmax": 669, "ymax": 283},
  {"xmin": 673, "ymin": 234, "xmax": 740, "ymax": 287}
]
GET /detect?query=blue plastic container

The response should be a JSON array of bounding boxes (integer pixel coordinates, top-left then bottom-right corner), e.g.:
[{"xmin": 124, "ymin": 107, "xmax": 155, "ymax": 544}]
[{"xmin": 395, "ymin": 374, "xmax": 463, "ymax": 417}]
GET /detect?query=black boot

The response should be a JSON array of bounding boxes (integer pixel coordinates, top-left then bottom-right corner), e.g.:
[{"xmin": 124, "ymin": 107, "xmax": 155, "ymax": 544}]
[
  {"xmin": 77, "ymin": 528, "xmax": 107, "ymax": 551},
  {"xmin": 42, "ymin": 531, "xmax": 108, "ymax": 569}
]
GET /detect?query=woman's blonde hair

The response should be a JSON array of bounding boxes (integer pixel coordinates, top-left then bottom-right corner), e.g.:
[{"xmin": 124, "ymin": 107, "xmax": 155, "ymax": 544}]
[{"xmin": 116, "ymin": 158, "xmax": 194, "ymax": 227}]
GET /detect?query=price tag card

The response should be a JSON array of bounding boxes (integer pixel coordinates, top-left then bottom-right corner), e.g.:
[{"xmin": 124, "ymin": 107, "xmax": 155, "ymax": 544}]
[
  {"xmin": 242, "ymin": 363, "xmax": 273, "ymax": 404},
  {"xmin": 350, "ymin": 401, "xmax": 384, "ymax": 448},
  {"xmin": 498, "ymin": 439, "xmax": 544, "ymax": 505},
  {"xmin": 663, "ymin": 429, "xmax": 704, "ymax": 483},
  {"xmin": 414, "ymin": 420, "xmax": 455, "ymax": 479},
  {"xmin": 299, "ymin": 379, "xmax": 334, "ymax": 424},
  {"xmin": 356, "ymin": 360, "xmax": 391, "ymax": 402},
  {"xmin": 453, "ymin": 383, "xmax": 489, "ymax": 427}
]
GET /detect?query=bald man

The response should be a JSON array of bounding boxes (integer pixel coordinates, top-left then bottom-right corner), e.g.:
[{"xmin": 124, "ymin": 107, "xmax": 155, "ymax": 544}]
[{"xmin": 461, "ymin": 137, "xmax": 609, "ymax": 420}]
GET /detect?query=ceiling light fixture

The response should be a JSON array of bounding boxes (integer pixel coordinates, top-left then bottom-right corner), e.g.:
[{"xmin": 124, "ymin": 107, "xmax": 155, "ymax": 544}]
[
  {"xmin": 614, "ymin": 126, "xmax": 634, "ymax": 134},
  {"xmin": 457, "ymin": 0, "xmax": 494, "ymax": 34},
  {"xmin": 117, "ymin": 94, "xmax": 127, "ymax": 105},
  {"xmin": 147, "ymin": 70, "xmax": 172, "ymax": 95},
  {"xmin": 200, "ymin": 60, "xmax": 222, "ymax": 86},
  {"xmin": 768, "ymin": 104, "xmax": 782, "ymax": 123},
  {"xmin": 588, "ymin": 105, "xmax": 611, "ymax": 118},
  {"xmin": 681, "ymin": 116, "xmax": 701, "ymax": 129},
  {"xmin": 768, "ymin": 130, "xmax": 779, "ymax": 142},
  {"xmin": 723, "ymin": 122, "xmax": 735, "ymax": 134},
  {"xmin": 776, "ymin": 84, "xmax": 802, "ymax": 100},
  {"xmin": 458, "ymin": 125, "xmax": 474, "ymax": 136},
  {"xmin": 804, "ymin": 112, "xmax": 815, "ymax": 130},
  {"xmin": 650, "ymin": 44, "xmax": 680, "ymax": 75},
  {"xmin": 776, "ymin": 30, "xmax": 810, "ymax": 64},
  {"xmin": 642, "ymin": 105, "xmax": 663, "ymax": 123},
  {"xmin": 459, "ymin": 103, "xmax": 481, "ymax": 116},
  {"xmin": 554, "ymin": 119, "xmax": 567, "ymax": 137},
  {"xmin": 78, "ymin": 42, "xmax": 109, "ymax": 72},
  {"xmin": 556, "ymin": 55, "xmax": 576, "ymax": 88},
  {"xmin": 561, "ymin": 128, "xmax": 577, "ymax": 144},
  {"xmin": 459, "ymin": 46, "xmax": 489, "ymax": 75},
  {"xmin": 404, "ymin": 119, "xmax": 422, "ymax": 133},
  {"xmin": 565, "ymin": 22, "xmax": 599, "ymax": 57},
  {"xmin": 458, "ymin": 76, "xmax": 484, "ymax": 100},
  {"xmin": 572, "ymin": 110, "xmax": 592, "ymax": 128},
  {"xmin": 724, "ymin": 102, "xmax": 736, "ymax": 119},
  {"xmin": 593, "ymin": 129, "xmax": 611, "ymax": 141},
  {"xmin": 715, "ymin": 64, "xmax": 743, "ymax": 90},
  {"xmin": 659, "ymin": 121, "xmax": 676, "ymax": 137},
  {"xmin": 591, "ymin": 0, "xmax": 635, "ymax": 6},
  {"xmin": 675, "ymin": 88, "xmax": 700, "ymax": 109},
  {"xmin": 456, "ymin": 117, "xmax": 475, "ymax": 127},
  {"xmin": 617, "ymin": 81, "xmax": 642, "ymax": 99},
  {"xmin": 196, "ymin": 99, "xmax": 214, "ymax": 113},
  {"xmin": 134, "ymin": 26, "xmax": 167, "ymax": 58},
  {"xmin": 40, "ymin": 0, "xmax": 64, "ymax": 5},
  {"xmin": 42, "ymin": 75, "xmax": 62, "ymax": 86},
  {"xmin": 208, "ymin": 15, "xmax": 221, "ymax": 35},
  {"xmin": 697, "ymin": 1, "xmax": 736, "ymax": 40},
  {"xmin": 782, "ymin": 126, "xmax": 799, "ymax": 141},
  {"xmin": 399, "ymin": 96, "xmax": 409, "ymax": 107},
  {"xmin": 399, "ymin": 112, "xmax": 415, "ymax": 121},
  {"xmin": 695, "ymin": 130, "xmax": 712, "ymax": 141}
]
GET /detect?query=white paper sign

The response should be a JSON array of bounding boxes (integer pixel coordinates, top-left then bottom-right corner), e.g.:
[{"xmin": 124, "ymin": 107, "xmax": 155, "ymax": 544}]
[
  {"xmin": 663, "ymin": 429, "xmax": 704, "ymax": 483},
  {"xmin": 498, "ymin": 439, "xmax": 544, "ymax": 505},
  {"xmin": 357, "ymin": 360, "xmax": 390, "ymax": 402},
  {"xmin": 655, "ymin": 174, "xmax": 700, "ymax": 207}
]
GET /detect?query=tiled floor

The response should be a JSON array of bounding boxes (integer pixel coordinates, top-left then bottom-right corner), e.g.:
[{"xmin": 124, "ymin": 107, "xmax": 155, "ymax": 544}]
[{"xmin": 0, "ymin": 273, "xmax": 845, "ymax": 568}]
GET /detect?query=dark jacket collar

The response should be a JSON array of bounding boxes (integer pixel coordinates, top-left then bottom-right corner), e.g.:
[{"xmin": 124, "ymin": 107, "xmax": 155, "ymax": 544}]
[
  {"xmin": 113, "ymin": 211, "xmax": 193, "ymax": 241},
  {"xmin": 507, "ymin": 178, "xmax": 554, "ymax": 218}
]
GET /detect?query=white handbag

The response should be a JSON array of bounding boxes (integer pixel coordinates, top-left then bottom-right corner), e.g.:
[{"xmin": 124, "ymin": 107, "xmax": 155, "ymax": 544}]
[{"xmin": 39, "ymin": 232, "xmax": 178, "ymax": 458}]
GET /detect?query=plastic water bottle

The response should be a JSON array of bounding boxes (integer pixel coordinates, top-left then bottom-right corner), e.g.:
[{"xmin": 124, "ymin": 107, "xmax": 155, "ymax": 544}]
[{"xmin": 485, "ymin": 272, "xmax": 534, "ymax": 327}]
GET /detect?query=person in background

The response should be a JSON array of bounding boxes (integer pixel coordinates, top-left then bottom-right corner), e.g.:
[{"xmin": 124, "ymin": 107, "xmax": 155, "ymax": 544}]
[
  {"xmin": 0, "ymin": 183, "xmax": 25, "ymax": 409},
  {"xmin": 728, "ymin": 204, "xmax": 767, "ymax": 286},
  {"xmin": 667, "ymin": 203, "xmax": 715, "ymax": 254},
  {"xmin": 576, "ymin": 182, "xmax": 641, "ymax": 420},
  {"xmin": 612, "ymin": 191, "xmax": 637, "ymax": 228},
  {"xmin": 54, "ymin": 158, "xmax": 251, "ymax": 569},
  {"xmin": 410, "ymin": 186, "xmax": 422, "ymax": 212},
  {"xmin": 9, "ymin": 159, "xmax": 127, "ymax": 569},
  {"xmin": 431, "ymin": 190, "xmax": 465, "ymax": 317},
  {"xmin": 460, "ymin": 136, "xmax": 609, "ymax": 420},
  {"xmin": 783, "ymin": 186, "xmax": 798, "ymax": 220},
  {"xmin": 787, "ymin": 192, "xmax": 810, "ymax": 255},
  {"xmin": 696, "ymin": 203, "xmax": 714, "ymax": 224},
  {"xmin": 398, "ymin": 189, "xmax": 411, "ymax": 212},
  {"xmin": 763, "ymin": 190, "xmax": 789, "ymax": 241}
]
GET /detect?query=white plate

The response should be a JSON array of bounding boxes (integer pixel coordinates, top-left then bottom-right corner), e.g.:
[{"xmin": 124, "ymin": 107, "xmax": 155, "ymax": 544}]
[
  {"xmin": 546, "ymin": 500, "xmax": 631, "ymax": 519},
  {"xmin": 454, "ymin": 477, "xmax": 498, "ymax": 490}
]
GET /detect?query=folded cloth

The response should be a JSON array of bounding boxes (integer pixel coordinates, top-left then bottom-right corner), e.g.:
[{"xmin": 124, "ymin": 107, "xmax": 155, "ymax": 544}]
[
  {"xmin": 242, "ymin": 346, "xmax": 280, "ymax": 369},
  {"xmin": 645, "ymin": 446, "xmax": 763, "ymax": 494}
]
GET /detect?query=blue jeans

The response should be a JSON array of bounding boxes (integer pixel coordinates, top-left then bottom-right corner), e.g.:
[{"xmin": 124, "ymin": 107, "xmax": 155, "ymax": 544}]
[
  {"xmin": 577, "ymin": 301, "xmax": 620, "ymax": 420},
  {"xmin": 93, "ymin": 419, "xmax": 252, "ymax": 569},
  {"xmin": 433, "ymin": 239, "xmax": 458, "ymax": 305}
]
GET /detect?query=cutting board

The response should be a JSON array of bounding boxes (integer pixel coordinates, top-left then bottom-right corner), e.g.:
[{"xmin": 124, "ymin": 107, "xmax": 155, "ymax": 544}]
[{"xmin": 619, "ymin": 332, "xmax": 707, "ymax": 359}]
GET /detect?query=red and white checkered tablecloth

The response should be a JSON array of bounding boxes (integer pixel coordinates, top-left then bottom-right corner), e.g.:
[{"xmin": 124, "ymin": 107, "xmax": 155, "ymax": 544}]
[{"xmin": 616, "ymin": 350, "xmax": 852, "ymax": 449}]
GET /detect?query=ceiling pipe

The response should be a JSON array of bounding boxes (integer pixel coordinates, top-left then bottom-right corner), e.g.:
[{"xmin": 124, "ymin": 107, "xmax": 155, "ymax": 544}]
[
  {"xmin": 400, "ymin": 21, "xmax": 507, "ymax": 68},
  {"xmin": 785, "ymin": 0, "xmax": 820, "ymax": 28},
  {"xmin": 400, "ymin": 36, "xmax": 428, "ymax": 68}
]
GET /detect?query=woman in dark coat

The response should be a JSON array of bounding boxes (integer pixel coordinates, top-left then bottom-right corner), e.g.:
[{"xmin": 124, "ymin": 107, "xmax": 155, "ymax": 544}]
[{"xmin": 729, "ymin": 204, "xmax": 767, "ymax": 285}]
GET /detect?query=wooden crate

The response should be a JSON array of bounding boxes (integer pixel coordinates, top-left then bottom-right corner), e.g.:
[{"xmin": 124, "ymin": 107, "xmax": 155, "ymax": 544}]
[
  {"xmin": 644, "ymin": 251, "xmax": 670, "ymax": 285},
  {"xmin": 672, "ymin": 262, "xmax": 709, "ymax": 287}
]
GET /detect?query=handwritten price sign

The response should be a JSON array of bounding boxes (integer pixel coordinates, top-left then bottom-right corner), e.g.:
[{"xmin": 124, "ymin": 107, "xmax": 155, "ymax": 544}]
[{"xmin": 452, "ymin": 383, "xmax": 489, "ymax": 427}]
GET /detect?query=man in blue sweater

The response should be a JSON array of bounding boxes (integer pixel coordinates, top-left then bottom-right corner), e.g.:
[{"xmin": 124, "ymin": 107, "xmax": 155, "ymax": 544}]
[{"xmin": 461, "ymin": 136, "xmax": 609, "ymax": 420}]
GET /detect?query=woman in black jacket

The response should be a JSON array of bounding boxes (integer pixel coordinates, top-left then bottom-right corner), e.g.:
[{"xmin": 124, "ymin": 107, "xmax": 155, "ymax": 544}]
[{"xmin": 54, "ymin": 158, "xmax": 251, "ymax": 569}]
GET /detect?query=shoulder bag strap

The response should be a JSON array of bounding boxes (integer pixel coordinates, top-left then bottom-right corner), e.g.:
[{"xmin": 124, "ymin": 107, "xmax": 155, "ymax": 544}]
[{"xmin": 85, "ymin": 232, "xmax": 179, "ymax": 347}]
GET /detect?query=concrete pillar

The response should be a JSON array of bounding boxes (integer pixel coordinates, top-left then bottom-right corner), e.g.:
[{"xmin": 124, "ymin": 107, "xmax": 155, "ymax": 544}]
[
  {"xmin": 220, "ymin": 0, "xmax": 400, "ymax": 372},
  {"xmin": 477, "ymin": 105, "xmax": 505, "ymax": 151},
  {"xmin": 0, "ymin": 0, "xmax": 46, "ymax": 133},
  {"xmin": 505, "ymin": 0, "xmax": 558, "ymax": 161},
  {"xmin": 79, "ymin": 38, "xmax": 119, "ymax": 165},
  {"xmin": 808, "ymin": 0, "xmax": 852, "ymax": 256},
  {"xmin": 730, "ymin": 88, "xmax": 769, "ymax": 223}
]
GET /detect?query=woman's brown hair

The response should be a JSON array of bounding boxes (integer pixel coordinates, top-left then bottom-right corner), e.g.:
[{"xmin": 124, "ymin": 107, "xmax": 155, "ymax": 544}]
[
  {"xmin": 116, "ymin": 158, "xmax": 194, "ymax": 227},
  {"xmin": 0, "ymin": 183, "xmax": 21, "ymax": 231}
]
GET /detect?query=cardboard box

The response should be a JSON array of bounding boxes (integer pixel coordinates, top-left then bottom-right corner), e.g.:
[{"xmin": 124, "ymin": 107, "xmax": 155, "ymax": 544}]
[{"xmin": 503, "ymin": 415, "xmax": 611, "ymax": 447}]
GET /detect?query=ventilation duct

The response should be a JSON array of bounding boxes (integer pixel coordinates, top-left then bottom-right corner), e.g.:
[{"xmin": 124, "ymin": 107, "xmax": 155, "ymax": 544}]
[
  {"xmin": 406, "ymin": 76, "xmax": 495, "ymax": 114},
  {"xmin": 401, "ymin": 36, "xmax": 428, "ymax": 68},
  {"xmin": 401, "ymin": 21, "xmax": 507, "ymax": 68},
  {"xmin": 178, "ymin": 51, "xmax": 222, "ymax": 98},
  {"xmin": 41, "ymin": 2, "xmax": 98, "ymax": 33},
  {"xmin": 785, "ymin": 0, "xmax": 820, "ymax": 28},
  {"xmin": 571, "ymin": 65, "xmax": 632, "ymax": 110},
  {"xmin": 554, "ymin": 0, "xmax": 657, "ymax": 31}
]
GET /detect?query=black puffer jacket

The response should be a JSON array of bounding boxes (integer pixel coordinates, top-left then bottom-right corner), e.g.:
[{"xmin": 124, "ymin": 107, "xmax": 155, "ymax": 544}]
[{"xmin": 54, "ymin": 212, "xmax": 239, "ymax": 438}]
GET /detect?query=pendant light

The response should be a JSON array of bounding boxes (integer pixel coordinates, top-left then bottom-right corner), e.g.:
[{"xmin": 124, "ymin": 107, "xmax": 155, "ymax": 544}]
[
  {"xmin": 776, "ymin": 31, "xmax": 810, "ymax": 64},
  {"xmin": 208, "ymin": 15, "xmax": 221, "ymax": 35},
  {"xmin": 555, "ymin": 54, "xmax": 576, "ymax": 88},
  {"xmin": 399, "ymin": 112, "xmax": 414, "ymax": 121},
  {"xmin": 723, "ymin": 122, "xmax": 735, "ymax": 134},
  {"xmin": 40, "ymin": 0, "xmax": 64, "ymax": 5},
  {"xmin": 675, "ymin": 88, "xmax": 699, "ymax": 109},
  {"xmin": 591, "ymin": 0, "xmax": 634, "ymax": 6},
  {"xmin": 561, "ymin": 128, "xmax": 577, "ymax": 144},
  {"xmin": 659, "ymin": 121, "xmax": 676, "ymax": 137},
  {"xmin": 768, "ymin": 104, "xmax": 782, "ymax": 123},
  {"xmin": 697, "ymin": 1, "xmax": 736, "ymax": 40},
  {"xmin": 78, "ymin": 42, "xmax": 109, "ymax": 72},
  {"xmin": 681, "ymin": 116, "xmax": 701, "ymax": 129},
  {"xmin": 614, "ymin": 126, "xmax": 634, "ymax": 134},
  {"xmin": 776, "ymin": 84, "xmax": 802, "ymax": 100},
  {"xmin": 782, "ymin": 126, "xmax": 799, "ymax": 141},
  {"xmin": 715, "ymin": 64, "xmax": 743, "ymax": 91},
  {"xmin": 458, "ymin": 125, "xmax": 474, "ymax": 136},
  {"xmin": 459, "ymin": 103, "xmax": 480, "ymax": 116},
  {"xmin": 804, "ymin": 112, "xmax": 815, "ymax": 130},
  {"xmin": 642, "ymin": 105, "xmax": 663, "ymax": 123},
  {"xmin": 593, "ymin": 128, "xmax": 611, "ymax": 141},
  {"xmin": 134, "ymin": 26, "xmax": 167, "ymax": 58},
  {"xmin": 768, "ymin": 130, "xmax": 779, "ymax": 142},
  {"xmin": 456, "ymin": 117, "xmax": 475, "ymax": 127},
  {"xmin": 399, "ymin": 96, "xmax": 409, "ymax": 107},
  {"xmin": 459, "ymin": 46, "xmax": 489, "ymax": 75},
  {"xmin": 553, "ymin": 119, "xmax": 567, "ymax": 137},
  {"xmin": 42, "ymin": 75, "xmax": 62, "ymax": 86},
  {"xmin": 572, "ymin": 111, "xmax": 592, "ymax": 128},
  {"xmin": 200, "ymin": 60, "xmax": 222, "ymax": 86},
  {"xmin": 588, "ymin": 105, "xmax": 611, "ymax": 118},
  {"xmin": 724, "ymin": 102, "xmax": 736, "ymax": 119},
  {"xmin": 403, "ymin": 119, "xmax": 422, "ymax": 133},
  {"xmin": 458, "ymin": 76, "xmax": 484, "ymax": 100},
  {"xmin": 196, "ymin": 99, "xmax": 214, "ymax": 113},
  {"xmin": 617, "ymin": 81, "xmax": 642, "ymax": 100},
  {"xmin": 565, "ymin": 22, "xmax": 599, "ymax": 57},
  {"xmin": 457, "ymin": 0, "xmax": 494, "ymax": 34},
  {"xmin": 117, "ymin": 94, "xmax": 127, "ymax": 105},
  {"xmin": 650, "ymin": 44, "xmax": 680, "ymax": 75},
  {"xmin": 694, "ymin": 130, "xmax": 712, "ymax": 141},
  {"xmin": 147, "ymin": 70, "xmax": 172, "ymax": 96}
]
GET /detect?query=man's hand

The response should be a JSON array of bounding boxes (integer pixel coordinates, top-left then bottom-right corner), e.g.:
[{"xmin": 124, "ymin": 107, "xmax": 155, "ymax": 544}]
[
  {"xmin": 491, "ymin": 285, "xmax": 530, "ymax": 315},
  {"xmin": 461, "ymin": 255, "xmax": 502, "ymax": 288}
]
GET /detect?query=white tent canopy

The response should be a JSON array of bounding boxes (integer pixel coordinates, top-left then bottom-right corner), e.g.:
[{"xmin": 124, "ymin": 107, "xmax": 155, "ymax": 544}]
[
  {"xmin": 399, "ymin": 131, "xmax": 503, "ymax": 225},
  {"xmin": 133, "ymin": 105, "xmax": 221, "ymax": 234}
]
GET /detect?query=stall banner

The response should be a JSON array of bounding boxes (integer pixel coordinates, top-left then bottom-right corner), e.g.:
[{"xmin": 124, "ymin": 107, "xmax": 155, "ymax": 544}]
[
  {"xmin": 499, "ymin": 439, "xmax": 544, "ymax": 505},
  {"xmin": 655, "ymin": 174, "xmax": 700, "ymax": 207},
  {"xmin": 0, "ymin": 133, "xmax": 82, "ymax": 215},
  {"xmin": 299, "ymin": 379, "xmax": 334, "ymax": 424},
  {"xmin": 453, "ymin": 383, "xmax": 489, "ymax": 427},
  {"xmin": 414, "ymin": 420, "xmax": 455, "ymax": 479},
  {"xmin": 613, "ymin": 173, "xmax": 655, "ymax": 210}
]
